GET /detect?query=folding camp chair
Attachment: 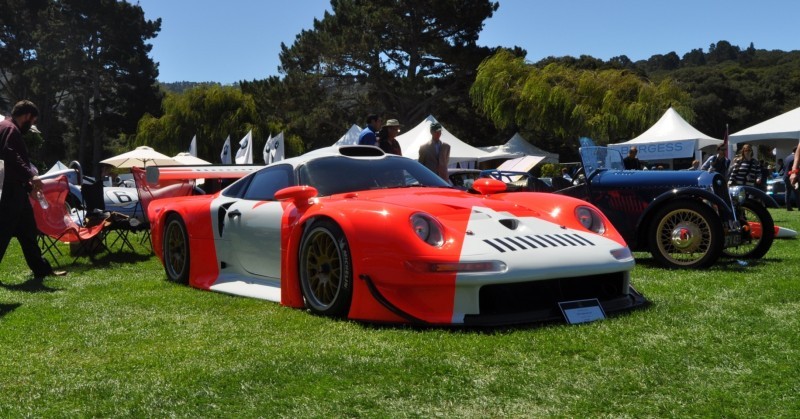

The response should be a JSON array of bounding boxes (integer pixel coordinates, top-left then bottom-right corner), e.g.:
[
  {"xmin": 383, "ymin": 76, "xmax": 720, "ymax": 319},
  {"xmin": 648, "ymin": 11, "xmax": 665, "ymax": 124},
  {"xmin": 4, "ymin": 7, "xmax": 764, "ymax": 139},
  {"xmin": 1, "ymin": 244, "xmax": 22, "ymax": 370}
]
[{"xmin": 31, "ymin": 175, "xmax": 109, "ymax": 263}]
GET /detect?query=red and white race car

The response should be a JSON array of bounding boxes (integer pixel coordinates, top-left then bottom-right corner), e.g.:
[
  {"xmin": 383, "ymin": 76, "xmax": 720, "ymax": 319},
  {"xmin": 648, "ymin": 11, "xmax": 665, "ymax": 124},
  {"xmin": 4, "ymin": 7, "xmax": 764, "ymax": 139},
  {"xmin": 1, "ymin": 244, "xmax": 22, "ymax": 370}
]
[{"xmin": 147, "ymin": 146, "xmax": 648, "ymax": 326}]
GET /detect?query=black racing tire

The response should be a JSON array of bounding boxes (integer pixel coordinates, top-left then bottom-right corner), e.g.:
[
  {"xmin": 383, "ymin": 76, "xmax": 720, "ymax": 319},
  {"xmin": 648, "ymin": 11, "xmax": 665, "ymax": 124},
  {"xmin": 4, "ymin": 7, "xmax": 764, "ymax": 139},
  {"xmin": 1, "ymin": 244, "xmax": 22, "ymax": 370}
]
[
  {"xmin": 298, "ymin": 219, "xmax": 353, "ymax": 317},
  {"xmin": 722, "ymin": 199, "xmax": 774, "ymax": 259},
  {"xmin": 163, "ymin": 214, "xmax": 190, "ymax": 284},
  {"xmin": 648, "ymin": 200, "xmax": 724, "ymax": 269}
]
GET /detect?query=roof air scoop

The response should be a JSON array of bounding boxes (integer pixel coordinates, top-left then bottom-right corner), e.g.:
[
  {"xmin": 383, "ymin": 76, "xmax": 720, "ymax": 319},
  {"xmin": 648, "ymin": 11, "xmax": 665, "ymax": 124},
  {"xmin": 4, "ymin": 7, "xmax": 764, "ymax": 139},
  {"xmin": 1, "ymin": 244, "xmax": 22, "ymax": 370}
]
[{"xmin": 499, "ymin": 219, "xmax": 519, "ymax": 230}]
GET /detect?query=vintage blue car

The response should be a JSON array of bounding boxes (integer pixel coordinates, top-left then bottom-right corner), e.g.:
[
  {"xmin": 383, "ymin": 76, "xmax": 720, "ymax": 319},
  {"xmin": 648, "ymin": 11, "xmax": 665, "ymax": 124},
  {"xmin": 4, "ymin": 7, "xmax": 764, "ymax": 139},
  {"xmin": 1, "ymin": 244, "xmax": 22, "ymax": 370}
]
[{"xmin": 545, "ymin": 144, "xmax": 776, "ymax": 269}]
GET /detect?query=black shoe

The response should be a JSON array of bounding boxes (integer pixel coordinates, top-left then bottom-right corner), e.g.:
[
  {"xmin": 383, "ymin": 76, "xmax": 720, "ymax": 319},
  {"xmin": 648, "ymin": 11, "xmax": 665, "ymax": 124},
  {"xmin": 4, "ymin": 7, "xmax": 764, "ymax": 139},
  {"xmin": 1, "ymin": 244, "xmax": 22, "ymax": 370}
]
[{"xmin": 788, "ymin": 208, "xmax": 794, "ymax": 211}]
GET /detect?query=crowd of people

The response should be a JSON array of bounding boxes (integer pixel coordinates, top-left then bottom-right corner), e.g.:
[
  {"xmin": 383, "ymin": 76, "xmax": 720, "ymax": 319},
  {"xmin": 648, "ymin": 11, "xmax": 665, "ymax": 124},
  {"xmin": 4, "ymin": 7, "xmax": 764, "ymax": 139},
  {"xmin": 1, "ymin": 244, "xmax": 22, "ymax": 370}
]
[{"xmin": 357, "ymin": 114, "xmax": 450, "ymax": 182}]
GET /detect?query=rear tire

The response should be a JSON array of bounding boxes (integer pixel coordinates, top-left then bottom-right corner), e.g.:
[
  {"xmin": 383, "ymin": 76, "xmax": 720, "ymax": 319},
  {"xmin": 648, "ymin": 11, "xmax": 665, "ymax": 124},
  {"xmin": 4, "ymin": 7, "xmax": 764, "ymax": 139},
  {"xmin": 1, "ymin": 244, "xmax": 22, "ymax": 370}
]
[
  {"xmin": 648, "ymin": 200, "xmax": 724, "ymax": 269},
  {"xmin": 163, "ymin": 214, "xmax": 190, "ymax": 284}
]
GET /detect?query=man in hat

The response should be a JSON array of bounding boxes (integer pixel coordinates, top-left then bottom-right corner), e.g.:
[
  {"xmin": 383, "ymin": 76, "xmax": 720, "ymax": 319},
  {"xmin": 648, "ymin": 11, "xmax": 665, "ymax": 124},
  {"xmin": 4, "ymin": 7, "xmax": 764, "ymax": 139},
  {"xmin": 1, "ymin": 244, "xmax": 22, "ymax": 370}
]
[
  {"xmin": 417, "ymin": 122, "xmax": 450, "ymax": 182},
  {"xmin": 378, "ymin": 118, "xmax": 402, "ymax": 155},
  {"xmin": 0, "ymin": 100, "xmax": 66, "ymax": 279}
]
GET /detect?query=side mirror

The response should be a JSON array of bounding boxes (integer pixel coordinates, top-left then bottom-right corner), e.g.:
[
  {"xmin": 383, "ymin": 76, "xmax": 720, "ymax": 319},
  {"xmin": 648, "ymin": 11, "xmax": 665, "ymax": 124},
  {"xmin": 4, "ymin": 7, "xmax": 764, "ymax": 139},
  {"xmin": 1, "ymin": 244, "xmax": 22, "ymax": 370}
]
[
  {"xmin": 471, "ymin": 178, "xmax": 506, "ymax": 195},
  {"xmin": 274, "ymin": 185, "xmax": 318, "ymax": 210}
]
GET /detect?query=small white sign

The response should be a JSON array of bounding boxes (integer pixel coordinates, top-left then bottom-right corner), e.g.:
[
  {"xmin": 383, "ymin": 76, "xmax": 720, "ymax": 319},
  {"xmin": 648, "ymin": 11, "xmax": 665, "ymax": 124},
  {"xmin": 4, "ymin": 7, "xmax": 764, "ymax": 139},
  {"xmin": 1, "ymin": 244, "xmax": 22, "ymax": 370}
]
[{"xmin": 559, "ymin": 298, "xmax": 606, "ymax": 325}]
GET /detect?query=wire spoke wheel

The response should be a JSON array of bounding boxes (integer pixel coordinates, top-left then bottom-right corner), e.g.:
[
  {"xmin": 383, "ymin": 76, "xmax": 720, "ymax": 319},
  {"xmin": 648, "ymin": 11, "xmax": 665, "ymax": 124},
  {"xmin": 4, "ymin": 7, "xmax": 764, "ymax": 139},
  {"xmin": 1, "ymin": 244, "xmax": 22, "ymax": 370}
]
[
  {"xmin": 649, "ymin": 201, "xmax": 723, "ymax": 269},
  {"xmin": 723, "ymin": 200, "xmax": 774, "ymax": 259}
]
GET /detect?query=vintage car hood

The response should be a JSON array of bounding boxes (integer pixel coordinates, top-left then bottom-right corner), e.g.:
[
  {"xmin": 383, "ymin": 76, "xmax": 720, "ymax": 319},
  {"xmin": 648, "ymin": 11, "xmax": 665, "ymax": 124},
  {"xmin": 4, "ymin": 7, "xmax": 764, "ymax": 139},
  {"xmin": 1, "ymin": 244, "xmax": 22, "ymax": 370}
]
[{"xmin": 590, "ymin": 170, "xmax": 715, "ymax": 188}]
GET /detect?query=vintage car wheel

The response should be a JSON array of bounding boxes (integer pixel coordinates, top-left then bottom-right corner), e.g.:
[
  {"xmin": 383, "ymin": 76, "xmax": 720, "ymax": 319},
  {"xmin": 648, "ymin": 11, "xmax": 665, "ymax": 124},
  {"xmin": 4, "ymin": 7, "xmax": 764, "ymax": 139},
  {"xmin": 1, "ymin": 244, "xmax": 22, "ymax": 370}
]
[
  {"xmin": 649, "ymin": 200, "xmax": 724, "ymax": 269},
  {"xmin": 722, "ymin": 199, "xmax": 774, "ymax": 259},
  {"xmin": 299, "ymin": 219, "xmax": 353, "ymax": 317},
  {"xmin": 163, "ymin": 214, "xmax": 190, "ymax": 283}
]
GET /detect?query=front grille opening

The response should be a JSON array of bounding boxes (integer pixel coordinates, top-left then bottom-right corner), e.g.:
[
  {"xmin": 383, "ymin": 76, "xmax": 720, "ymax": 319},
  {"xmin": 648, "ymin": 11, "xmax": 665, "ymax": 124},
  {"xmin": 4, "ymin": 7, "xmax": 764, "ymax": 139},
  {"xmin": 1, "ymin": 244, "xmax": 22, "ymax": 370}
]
[{"xmin": 478, "ymin": 272, "xmax": 626, "ymax": 316}]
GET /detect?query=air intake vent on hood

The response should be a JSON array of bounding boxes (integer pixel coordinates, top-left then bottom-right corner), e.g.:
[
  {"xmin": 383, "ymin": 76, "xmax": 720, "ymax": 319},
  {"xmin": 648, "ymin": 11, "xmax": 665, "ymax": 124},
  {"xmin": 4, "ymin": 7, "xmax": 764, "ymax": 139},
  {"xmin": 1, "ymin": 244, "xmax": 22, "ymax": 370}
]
[{"xmin": 482, "ymin": 234, "xmax": 596, "ymax": 253}]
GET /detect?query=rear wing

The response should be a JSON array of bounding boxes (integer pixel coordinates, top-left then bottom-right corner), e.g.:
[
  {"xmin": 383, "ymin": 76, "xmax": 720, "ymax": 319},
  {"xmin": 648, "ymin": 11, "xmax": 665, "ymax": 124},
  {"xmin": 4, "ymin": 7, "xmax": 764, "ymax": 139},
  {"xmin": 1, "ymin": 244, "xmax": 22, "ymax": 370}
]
[{"xmin": 146, "ymin": 165, "xmax": 262, "ymax": 185}]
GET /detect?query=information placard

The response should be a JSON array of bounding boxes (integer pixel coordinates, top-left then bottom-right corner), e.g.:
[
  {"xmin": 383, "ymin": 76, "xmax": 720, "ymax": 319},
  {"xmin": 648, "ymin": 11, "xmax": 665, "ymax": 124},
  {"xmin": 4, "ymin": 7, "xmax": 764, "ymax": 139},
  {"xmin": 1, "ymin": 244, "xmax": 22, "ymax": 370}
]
[{"xmin": 559, "ymin": 299, "xmax": 606, "ymax": 325}]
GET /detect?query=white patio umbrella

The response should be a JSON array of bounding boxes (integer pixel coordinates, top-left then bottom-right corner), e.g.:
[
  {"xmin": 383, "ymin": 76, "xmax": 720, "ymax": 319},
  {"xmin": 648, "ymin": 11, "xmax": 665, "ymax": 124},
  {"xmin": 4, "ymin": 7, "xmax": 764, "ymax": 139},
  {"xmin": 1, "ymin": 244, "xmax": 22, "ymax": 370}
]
[
  {"xmin": 172, "ymin": 152, "xmax": 211, "ymax": 165},
  {"xmin": 100, "ymin": 146, "xmax": 178, "ymax": 168}
]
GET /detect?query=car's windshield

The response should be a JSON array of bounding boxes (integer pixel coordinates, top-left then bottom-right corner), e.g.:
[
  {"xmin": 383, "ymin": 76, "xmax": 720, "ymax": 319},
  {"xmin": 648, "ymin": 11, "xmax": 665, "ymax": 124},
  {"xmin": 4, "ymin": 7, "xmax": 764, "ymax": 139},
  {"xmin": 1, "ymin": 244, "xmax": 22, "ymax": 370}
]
[
  {"xmin": 298, "ymin": 155, "xmax": 450, "ymax": 196},
  {"xmin": 580, "ymin": 146, "xmax": 624, "ymax": 174}
]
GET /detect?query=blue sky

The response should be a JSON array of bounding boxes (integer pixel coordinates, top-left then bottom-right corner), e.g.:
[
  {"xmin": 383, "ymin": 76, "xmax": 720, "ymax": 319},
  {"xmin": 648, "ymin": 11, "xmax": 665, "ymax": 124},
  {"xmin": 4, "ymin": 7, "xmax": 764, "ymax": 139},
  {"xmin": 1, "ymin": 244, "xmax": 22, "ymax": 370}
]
[{"xmin": 136, "ymin": 0, "xmax": 799, "ymax": 85}]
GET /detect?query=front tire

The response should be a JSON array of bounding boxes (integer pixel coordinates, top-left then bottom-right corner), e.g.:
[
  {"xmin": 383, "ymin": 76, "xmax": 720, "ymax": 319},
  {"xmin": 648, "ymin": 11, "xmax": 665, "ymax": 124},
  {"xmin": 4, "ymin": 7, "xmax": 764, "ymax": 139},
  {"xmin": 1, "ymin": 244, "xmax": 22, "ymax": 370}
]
[
  {"xmin": 723, "ymin": 200, "xmax": 774, "ymax": 259},
  {"xmin": 299, "ymin": 219, "xmax": 353, "ymax": 317},
  {"xmin": 163, "ymin": 214, "xmax": 190, "ymax": 284},
  {"xmin": 648, "ymin": 200, "xmax": 724, "ymax": 269}
]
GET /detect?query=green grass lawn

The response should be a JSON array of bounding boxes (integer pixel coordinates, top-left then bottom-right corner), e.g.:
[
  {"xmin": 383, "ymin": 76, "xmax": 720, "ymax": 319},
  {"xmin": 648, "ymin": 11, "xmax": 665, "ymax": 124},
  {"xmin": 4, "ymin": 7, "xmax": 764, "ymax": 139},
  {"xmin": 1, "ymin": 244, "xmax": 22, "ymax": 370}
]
[{"xmin": 1, "ymin": 210, "xmax": 799, "ymax": 417}]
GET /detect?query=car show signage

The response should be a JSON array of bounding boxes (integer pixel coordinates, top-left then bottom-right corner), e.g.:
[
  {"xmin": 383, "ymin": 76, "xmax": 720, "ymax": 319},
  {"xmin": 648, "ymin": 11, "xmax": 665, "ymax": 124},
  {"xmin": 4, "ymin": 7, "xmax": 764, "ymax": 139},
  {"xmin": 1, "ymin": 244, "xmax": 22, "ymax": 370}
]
[{"xmin": 559, "ymin": 299, "xmax": 606, "ymax": 324}]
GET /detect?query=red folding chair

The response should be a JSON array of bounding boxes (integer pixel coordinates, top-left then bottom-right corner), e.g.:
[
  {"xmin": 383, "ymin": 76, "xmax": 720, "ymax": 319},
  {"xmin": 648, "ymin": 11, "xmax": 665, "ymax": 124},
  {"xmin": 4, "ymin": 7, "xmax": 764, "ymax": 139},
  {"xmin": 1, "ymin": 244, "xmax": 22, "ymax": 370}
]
[{"xmin": 30, "ymin": 175, "xmax": 109, "ymax": 264}]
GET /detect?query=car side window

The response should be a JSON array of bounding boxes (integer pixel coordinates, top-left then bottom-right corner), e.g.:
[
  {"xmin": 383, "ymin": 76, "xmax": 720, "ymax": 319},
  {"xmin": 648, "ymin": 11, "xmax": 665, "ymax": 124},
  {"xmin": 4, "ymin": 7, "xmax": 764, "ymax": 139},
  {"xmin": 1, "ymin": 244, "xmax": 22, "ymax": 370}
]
[{"xmin": 242, "ymin": 164, "xmax": 295, "ymax": 201}]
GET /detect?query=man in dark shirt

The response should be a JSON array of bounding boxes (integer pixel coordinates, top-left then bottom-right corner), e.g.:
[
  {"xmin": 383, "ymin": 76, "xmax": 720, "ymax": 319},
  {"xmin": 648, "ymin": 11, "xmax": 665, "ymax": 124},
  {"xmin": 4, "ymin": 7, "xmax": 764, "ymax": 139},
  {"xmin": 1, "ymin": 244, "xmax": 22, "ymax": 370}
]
[
  {"xmin": 623, "ymin": 146, "xmax": 643, "ymax": 170},
  {"xmin": 0, "ymin": 100, "xmax": 66, "ymax": 279}
]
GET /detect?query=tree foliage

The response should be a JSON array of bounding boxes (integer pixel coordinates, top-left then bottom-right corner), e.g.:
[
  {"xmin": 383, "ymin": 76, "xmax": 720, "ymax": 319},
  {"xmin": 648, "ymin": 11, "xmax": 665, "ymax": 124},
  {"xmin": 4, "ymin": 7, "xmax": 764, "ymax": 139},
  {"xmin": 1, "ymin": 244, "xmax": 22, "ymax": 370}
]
[
  {"xmin": 136, "ymin": 85, "xmax": 259, "ymax": 162},
  {"xmin": 0, "ymin": 0, "xmax": 162, "ymax": 175},
  {"xmin": 241, "ymin": 0, "xmax": 505, "ymax": 151},
  {"xmin": 471, "ymin": 49, "xmax": 692, "ymax": 156}
]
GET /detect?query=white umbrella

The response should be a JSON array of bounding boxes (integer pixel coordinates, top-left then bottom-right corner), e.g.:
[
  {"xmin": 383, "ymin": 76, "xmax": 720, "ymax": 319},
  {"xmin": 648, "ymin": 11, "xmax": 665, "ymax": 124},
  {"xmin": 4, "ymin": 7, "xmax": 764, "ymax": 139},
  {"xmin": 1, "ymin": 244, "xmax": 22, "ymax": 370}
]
[
  {"xmin": 172, "ymin": 152, "xmax": 211, "ymax": 165},
  {"xmin": 100, "ymin": 146, "xmax": 178, "ymax": 168}
]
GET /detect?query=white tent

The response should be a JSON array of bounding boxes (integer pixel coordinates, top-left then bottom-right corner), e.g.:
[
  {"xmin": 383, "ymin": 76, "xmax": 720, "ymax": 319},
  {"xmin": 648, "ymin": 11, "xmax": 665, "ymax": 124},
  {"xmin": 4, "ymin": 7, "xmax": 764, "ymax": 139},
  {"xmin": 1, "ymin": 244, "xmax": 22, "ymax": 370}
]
[
  {"xmin": 396, "ymin": 115, "xmax": 491, "ymax": 164},
  {"xmin": 173, "ymin": 152, "xmax": 211, "ymax": 165},
  {"xmin": 729, "ymin": 106, "xmax": 800, "ymax": 159},
  {"xmin": 609, "ymin": 107, "xmax": 722, "ymax": 162},
  {"xmin": 44, "ymin": 161, "xmax": 70, "ymax": 174},
  {"xmin": 480, "ymin": 133, "xmax": 559, "ymax": 163},
  {"xmin": 334, "ymin": 124, "xmax": 362, "ymax": 146}
]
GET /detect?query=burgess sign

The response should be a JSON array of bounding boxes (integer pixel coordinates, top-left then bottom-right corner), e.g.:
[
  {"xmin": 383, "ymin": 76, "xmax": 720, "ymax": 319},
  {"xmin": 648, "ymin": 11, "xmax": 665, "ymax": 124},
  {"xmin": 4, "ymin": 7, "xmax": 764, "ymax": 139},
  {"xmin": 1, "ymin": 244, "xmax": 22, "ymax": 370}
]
[{"xmin": 608, "ymin": 139, "xmax": 697, "ymax": 160}]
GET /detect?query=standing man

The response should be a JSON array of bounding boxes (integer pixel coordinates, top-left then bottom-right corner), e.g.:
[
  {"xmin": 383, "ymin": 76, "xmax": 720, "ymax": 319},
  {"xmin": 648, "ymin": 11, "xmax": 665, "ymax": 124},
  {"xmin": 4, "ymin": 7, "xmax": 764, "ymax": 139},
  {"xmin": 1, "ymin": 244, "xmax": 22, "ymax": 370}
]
[
  {"xmin": 623, "ymin": 146, "xmax": 643, "ymax": 170},
  {"xmin": 701, "ymin": 144, "xmax": 730, "ymax": 178},
  {"xmin": 783, "ymin": 147, "xmax": 798, "ymax": 211},
  {"xmin": 417, "ymin": 122, "xmax": 450, "ymax": 182},
  {"xmin": 357, "ymin": 114, "xmax": 382, "ymax": 146},
  {"xmin": 0, "ymin": 100, "xmax": 66, "ymax": 279}
]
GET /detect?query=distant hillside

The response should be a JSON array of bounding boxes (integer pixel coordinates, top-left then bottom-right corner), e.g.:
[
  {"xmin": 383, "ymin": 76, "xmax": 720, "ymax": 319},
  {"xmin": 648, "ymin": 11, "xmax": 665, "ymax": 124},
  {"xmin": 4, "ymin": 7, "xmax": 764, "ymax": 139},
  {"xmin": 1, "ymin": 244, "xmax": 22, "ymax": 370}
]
[{"xmin": 159, "ymin": 81, "xmax": 222, "ymax": 94}]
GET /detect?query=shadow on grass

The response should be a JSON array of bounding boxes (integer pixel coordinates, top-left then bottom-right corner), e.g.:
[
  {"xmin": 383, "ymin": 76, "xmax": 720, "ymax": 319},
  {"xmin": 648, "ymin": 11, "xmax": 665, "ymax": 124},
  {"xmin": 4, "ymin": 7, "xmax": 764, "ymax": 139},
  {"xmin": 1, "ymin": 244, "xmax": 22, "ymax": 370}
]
[
  {"xmin": 632, "ymin": 256, "xmax": 772, "ymax": 271},
  {"xmin": 0, "ymin": 277, "xmax": 59, "ymax": 293},
  {"xmin": 67, "ymin": 250, "xmax": 153, "ymax": 269},
  {"xmin": 0, "ymin": 303, "xmax": 22, "ymax": 318}
]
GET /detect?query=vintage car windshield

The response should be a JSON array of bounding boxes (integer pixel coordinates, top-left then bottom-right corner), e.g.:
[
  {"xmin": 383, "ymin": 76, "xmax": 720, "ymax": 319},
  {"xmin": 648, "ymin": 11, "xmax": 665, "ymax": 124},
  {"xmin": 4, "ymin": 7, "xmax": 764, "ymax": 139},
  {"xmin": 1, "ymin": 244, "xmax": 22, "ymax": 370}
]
[
  {"xmin": 298, "ymin": 155, "xmax": 450, "ymax": 196},
  {"xmin": 580, "ymin": 146, "xmax": 625, "ymax": 175}
]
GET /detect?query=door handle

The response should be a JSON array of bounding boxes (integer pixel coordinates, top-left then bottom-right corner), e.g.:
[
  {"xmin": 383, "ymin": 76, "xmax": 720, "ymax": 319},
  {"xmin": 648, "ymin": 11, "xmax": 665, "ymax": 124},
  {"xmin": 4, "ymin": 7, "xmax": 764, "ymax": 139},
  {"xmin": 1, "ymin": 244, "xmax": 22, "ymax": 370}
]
[{"xmin": 227, "ymin": 209, "xmax": 241, "ymax": 219}]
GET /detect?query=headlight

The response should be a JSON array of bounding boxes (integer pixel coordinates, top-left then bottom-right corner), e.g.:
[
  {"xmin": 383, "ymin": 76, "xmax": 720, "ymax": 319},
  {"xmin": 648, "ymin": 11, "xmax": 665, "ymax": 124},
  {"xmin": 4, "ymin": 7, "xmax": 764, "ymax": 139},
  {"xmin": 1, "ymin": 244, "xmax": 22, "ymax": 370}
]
[
  {"xmin": 729, "ymin": 186, "xmax": 747, "ymax": 204},
  {"xmin": 410, "ymin": 213, "xmax": 444, "ymax": 247},
  {"xmin": 575, "ymin": 206, "xmax": 606, "ymax": 234}
]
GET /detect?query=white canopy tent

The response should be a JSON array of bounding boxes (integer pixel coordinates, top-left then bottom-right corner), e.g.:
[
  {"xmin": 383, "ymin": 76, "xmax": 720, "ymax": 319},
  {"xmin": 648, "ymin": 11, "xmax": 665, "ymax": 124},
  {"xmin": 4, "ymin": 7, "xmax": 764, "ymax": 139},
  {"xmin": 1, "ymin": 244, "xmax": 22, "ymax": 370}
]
[
  {"xmin": 334, "ymin": 124, "xmax": 362, "ymax": 146},
  {"xmin": 396, "ymin": 115, "xmax": 491, "ymax": 165},
  {"xmin": 480, "ymin": 132, "xmax": 559, "ymax": 163},
  {"xmin": 44, "ymin": 161, "xmax": 70, "ymax": 174},
  {"xmin": 729, "ymin": 106, "xmax": 800, "ymax": 160},
  {"xmin": 609, "ymin": 107, "xmax": 722, "ymax": 163},
  {"xmin": 173, "ymin": 152, "xmax": 211, "ymax": 165}
]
